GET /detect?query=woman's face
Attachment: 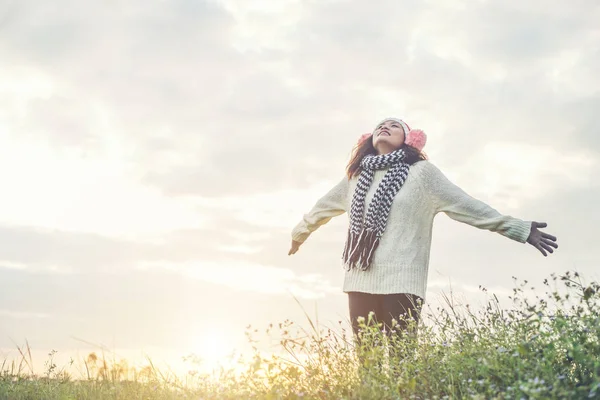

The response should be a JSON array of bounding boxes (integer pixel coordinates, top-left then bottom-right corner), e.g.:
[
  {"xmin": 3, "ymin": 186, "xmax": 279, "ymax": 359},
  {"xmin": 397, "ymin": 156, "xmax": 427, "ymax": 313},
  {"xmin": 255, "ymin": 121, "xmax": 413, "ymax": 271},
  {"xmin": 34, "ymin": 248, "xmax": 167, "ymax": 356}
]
[{"xmin": 372, "ymin": 119, "xmax": 405, "ymax": 154}]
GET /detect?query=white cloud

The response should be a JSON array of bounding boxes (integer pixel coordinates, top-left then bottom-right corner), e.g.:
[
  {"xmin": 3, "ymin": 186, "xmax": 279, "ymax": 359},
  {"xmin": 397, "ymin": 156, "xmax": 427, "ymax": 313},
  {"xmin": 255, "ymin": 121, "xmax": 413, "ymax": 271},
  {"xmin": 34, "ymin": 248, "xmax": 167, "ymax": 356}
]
[
  {"xmin": 0, "ymin": 130, "xmax": 207, "ymax": 239},
  {"xmin": 0, "ymin": 66, "xmax": 55, "ymax": 105},
  {"xmin": 0, "ymin": 309, "xmax": 51, "ymax": 319},
  {"xmin": 196, "ymin": 179, "xmax": 346, "ymax": 229},
  {"xmin": 447, "ymin": 142, "xmax": 597, "ymax": 208},
  {"xmin": 137, "ymin": 259, "xmax": 339, "ymax": 299},
  {"xmin": 217, "ymin": 244, "xmax": 262, "ymax": 254},
  {"xmin": 0, "ymin": 260, "xmax": 28, "ymax": 270},
  {"xmin": 0, "ymin": 259, "xmax": 72, "ymax": 274}
]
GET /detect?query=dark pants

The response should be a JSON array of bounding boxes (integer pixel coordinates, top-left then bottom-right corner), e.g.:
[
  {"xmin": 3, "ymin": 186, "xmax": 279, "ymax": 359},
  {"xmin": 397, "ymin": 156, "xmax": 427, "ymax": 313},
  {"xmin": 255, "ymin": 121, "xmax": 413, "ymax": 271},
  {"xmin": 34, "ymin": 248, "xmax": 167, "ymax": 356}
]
[
  {"xmin": 348, "ymin": 292, "xmax": 423, "ymax": 335},
  {"xmin": 348, "ymin": 292, "xmax": 423, "ymax": 362}
]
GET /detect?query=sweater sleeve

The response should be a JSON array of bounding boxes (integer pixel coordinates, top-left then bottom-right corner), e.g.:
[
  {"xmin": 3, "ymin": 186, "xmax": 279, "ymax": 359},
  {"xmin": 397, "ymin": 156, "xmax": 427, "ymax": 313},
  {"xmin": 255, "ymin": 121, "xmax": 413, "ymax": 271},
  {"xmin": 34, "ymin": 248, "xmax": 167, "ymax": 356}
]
[
  {"xmin": 291, "ymin": 176, "xmax": 349, "ymax": 243},
  {"xmin": 419, "ymin": 161, "xmax": 532, "ymax": 243}
]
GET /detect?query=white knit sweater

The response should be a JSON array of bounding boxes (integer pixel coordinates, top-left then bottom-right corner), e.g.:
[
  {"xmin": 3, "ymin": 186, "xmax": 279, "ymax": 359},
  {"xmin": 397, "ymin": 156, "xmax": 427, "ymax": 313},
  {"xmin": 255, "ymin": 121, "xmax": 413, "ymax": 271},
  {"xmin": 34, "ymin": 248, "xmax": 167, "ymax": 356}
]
[{"xmin": 291, "ymin": 160, "xmax": 532, "ymax": 300}]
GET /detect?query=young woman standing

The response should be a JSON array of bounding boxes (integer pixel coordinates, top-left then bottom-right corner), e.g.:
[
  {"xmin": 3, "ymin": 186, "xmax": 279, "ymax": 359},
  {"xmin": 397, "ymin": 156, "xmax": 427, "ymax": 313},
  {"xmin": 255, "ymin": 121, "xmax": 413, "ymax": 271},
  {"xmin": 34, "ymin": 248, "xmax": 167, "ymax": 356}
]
[{"xmin": 289, "ymin": 118, "xmax": 558, "ymax": 339}]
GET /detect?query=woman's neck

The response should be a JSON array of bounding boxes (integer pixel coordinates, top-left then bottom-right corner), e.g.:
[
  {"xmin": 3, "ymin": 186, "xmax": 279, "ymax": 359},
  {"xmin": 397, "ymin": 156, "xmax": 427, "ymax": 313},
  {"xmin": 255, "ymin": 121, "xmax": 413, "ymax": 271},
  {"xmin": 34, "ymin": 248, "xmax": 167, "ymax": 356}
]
[{"xmin": 376, "ymin": 144, "xmax": 398, "ymax": 155}]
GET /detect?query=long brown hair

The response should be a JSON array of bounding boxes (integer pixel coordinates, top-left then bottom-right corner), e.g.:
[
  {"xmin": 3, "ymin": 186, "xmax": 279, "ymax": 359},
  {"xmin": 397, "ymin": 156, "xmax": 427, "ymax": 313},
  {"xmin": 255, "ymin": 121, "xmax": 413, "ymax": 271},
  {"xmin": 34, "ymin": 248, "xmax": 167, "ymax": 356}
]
[{"xmin": 346, "ymin": 136, "xmax": 427, "ymax": 178}]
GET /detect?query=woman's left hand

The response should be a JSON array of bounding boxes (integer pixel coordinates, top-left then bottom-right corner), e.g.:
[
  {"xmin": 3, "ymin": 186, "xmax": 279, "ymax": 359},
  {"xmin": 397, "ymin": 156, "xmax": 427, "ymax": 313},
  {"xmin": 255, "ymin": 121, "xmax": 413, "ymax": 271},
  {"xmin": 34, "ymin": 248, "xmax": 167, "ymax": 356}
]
[{"xmin": 527, "ymin": 221, "xmax": 558, "ymax": 256}]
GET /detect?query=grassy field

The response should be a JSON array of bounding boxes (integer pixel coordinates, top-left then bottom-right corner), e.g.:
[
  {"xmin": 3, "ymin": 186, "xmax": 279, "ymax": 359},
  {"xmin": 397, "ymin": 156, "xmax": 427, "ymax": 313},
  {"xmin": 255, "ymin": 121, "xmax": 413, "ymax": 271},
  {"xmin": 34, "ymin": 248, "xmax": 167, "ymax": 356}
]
[{"xmin": 1, "ymin": 271, "xmax": 599, "ymax": 399}]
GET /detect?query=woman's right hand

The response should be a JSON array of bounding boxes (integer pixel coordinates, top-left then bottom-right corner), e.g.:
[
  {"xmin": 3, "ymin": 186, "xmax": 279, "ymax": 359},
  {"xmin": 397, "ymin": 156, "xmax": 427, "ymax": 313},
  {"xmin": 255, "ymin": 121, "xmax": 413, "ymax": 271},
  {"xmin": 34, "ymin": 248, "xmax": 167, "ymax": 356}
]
[{"xmin": 288, "ymin": 240, "xmax": 302, "ymax": 255}]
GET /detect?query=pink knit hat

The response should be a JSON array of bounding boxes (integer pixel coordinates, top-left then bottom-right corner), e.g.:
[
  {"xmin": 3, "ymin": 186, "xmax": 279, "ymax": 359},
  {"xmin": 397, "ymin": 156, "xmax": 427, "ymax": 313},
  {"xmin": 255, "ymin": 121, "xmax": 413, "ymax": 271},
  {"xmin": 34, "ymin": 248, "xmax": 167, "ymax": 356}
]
[
  {"xmin": 375, "ymin": 117, "xmax": 427, "ymax": 151},
  {"xmin": 358, "ymin": 118, "xmax": 427, "ymax": 151}
]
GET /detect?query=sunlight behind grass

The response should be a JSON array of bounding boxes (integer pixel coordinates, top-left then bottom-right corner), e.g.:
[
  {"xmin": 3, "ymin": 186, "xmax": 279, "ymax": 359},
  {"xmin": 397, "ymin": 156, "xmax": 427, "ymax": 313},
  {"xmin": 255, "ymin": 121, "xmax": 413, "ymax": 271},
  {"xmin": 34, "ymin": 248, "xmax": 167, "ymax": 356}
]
[{"xmin": 1, "ymin": 271, "xmax": 599, "ymax": 399}]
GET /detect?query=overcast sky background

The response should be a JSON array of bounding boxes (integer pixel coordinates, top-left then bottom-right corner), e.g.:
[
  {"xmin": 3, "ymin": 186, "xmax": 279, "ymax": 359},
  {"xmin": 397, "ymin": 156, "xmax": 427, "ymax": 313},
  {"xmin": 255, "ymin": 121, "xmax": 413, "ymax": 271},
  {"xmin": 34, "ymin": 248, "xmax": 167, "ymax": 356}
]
[{"xmin": 1, "ymin": 0, "xmax": 599, "ymax": 375}]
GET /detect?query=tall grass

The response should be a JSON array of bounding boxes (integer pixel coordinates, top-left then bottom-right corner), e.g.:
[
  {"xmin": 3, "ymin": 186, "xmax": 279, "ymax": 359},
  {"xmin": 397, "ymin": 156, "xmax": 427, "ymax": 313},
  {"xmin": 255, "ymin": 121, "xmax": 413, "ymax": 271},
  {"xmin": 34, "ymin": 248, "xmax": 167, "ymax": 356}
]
[{"xmin": 1, "ymin": 271, "xmax": 599, "ymax": 399}]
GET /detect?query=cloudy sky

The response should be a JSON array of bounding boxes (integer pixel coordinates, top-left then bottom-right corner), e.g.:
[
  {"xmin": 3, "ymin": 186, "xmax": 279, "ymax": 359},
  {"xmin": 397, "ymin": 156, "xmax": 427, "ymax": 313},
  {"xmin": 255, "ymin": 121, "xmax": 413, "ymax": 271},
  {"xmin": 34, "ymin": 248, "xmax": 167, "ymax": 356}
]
[{"xmin": 1, "ymin": 0, "xmax": 599, "ymax": 374}]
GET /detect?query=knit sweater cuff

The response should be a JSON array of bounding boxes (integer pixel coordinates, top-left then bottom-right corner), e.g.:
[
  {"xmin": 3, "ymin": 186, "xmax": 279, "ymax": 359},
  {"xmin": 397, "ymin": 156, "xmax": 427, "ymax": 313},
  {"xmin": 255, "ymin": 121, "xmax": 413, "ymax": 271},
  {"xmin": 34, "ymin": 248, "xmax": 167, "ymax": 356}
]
[
  {"xmin": 291, "ymin": 222, "xmax": 311, "ymax": 243},
  {"xmin": 506, "ymin": 220, "xmax": 532, "ymax": 243}
]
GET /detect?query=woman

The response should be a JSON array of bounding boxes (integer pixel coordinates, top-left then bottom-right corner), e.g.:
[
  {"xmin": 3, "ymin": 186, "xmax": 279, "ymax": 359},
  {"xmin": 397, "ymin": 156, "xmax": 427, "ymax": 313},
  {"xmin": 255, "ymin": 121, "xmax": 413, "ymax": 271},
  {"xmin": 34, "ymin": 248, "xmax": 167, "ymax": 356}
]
[{"xmin": 288, "ymin": 117, "xmax": 558, "ymax": 340}]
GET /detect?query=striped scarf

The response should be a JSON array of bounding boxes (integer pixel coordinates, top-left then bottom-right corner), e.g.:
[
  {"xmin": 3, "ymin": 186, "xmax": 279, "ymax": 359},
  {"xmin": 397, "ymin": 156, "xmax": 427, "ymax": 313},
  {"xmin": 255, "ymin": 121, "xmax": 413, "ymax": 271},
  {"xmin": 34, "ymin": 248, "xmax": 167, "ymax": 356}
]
[{"xmin": 342, "ymin": 148, "xmax": 410, "ymax": 271}]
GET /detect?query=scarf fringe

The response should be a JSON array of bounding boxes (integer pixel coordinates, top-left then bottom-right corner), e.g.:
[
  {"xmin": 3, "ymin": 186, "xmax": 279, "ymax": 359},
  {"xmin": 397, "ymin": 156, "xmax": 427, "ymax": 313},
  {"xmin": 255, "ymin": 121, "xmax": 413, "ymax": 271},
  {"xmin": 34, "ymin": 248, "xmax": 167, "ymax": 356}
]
[{"xmin": 343, "ymin": 229, "xmax": 381, "ymax": 271}]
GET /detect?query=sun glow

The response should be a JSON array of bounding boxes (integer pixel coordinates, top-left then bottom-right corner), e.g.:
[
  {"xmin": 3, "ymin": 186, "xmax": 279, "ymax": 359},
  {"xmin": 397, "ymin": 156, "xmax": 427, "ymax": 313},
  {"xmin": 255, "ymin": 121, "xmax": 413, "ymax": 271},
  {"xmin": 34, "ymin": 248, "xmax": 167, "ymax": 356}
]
[{"xmin": 191, "ymin": 331, "xmax": 237, "ymax": 371}]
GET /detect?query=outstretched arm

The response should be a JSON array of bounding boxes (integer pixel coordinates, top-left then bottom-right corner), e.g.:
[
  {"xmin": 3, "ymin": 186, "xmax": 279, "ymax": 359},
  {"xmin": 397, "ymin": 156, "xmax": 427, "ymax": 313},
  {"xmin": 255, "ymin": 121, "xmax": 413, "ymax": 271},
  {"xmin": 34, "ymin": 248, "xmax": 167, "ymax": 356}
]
[
  {"xmin": 419, "ymin": 162, "xmax": 558, "ymax": 255},
  {"xmin": 289, "ymin": 176, "xmax": 349, "ymax": 255}
]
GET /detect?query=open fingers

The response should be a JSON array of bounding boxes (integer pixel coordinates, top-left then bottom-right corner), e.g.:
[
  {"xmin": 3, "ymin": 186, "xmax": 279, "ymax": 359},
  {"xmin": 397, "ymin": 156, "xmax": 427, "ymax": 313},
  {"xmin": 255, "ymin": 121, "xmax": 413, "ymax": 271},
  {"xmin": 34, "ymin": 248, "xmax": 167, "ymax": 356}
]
[
  {"xmin": 542, "ymin": 237, "xmax": 558, "ymax": 249},
  {"xmin": 536, "ymin": 243, "xmax": 548, "ymax": 257},
  {"xmin": 540, "ymin": 242, "xmax": 554, "ymax": 254},
  {"xmin": 541, "ymin": 232, "xmax": 557, "ymax": 242}
]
